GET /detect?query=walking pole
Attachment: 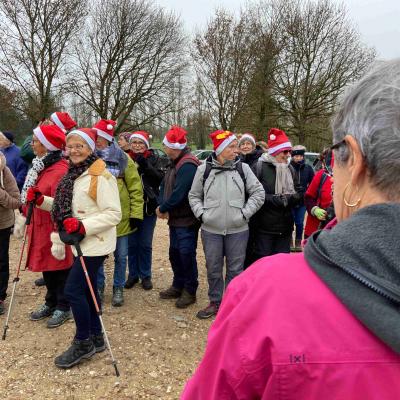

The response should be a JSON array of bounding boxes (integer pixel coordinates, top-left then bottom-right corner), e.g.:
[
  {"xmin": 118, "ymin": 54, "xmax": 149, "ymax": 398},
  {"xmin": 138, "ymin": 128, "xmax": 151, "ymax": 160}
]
[
  {"xmin": 2, "ymin": 201, "xmax": 34, "ymax": 340},
  {"xmin": 73, "ymin": 240, "xmax": 120, "ymax": 377}
]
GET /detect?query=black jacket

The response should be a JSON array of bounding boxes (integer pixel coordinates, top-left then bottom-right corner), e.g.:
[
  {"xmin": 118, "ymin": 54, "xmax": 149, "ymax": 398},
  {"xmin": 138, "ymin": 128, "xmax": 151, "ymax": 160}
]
[
  {"xmin": 131, "ymin": 149, "xmax": 164, "ymax": 216},
  {"xmin": 252, "ymin": 161, "xmax": 303, "ymax": 235},
  {"xmin": 240, "ymin": 146, "xmax": 264, "ymax": 173},
  {"xmin": 290, "ymin": 160, "xmax": 314, "ymax": 194}
]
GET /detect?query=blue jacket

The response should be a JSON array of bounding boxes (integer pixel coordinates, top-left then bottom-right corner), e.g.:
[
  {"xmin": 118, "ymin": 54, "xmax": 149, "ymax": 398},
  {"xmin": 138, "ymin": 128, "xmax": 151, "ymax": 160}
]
[{"xmin": 0, "ymin": 144, "xmax": 28, "ymax": 191}]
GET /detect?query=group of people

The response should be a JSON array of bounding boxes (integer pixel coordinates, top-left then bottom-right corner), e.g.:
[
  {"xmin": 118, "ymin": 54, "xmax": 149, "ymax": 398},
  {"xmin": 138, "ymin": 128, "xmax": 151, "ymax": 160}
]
[{"xmin": 0, "ymin": 59, "xmax": 399, "ymax": 397}]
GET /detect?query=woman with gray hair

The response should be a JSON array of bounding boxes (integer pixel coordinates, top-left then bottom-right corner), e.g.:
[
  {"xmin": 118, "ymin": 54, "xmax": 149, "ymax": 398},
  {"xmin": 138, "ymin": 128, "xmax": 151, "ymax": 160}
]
[{"xmin": 181, "ymin": 60, "xmax": 400, "ymax": 399}]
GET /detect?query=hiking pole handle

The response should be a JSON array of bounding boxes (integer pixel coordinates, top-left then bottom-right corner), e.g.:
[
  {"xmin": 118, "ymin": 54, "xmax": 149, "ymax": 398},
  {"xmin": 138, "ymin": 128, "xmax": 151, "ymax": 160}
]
[
  {"xmin": 74, "ymin": 240, "xmax": 83, "ymax": 257},
  {"xmin": 25, "ymin": 201, "xmax": 34, "ymax": 226}
]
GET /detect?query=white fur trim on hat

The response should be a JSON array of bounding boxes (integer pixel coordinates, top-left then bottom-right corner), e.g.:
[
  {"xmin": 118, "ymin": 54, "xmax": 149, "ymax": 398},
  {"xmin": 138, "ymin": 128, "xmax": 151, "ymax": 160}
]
[
  {"xmin": 33, "ymin": 127, "xmax": 59, "ymax": 151},
  {"xmin": 68, "ymin": 129, "xmax": 95, "ymax": 151},
  {"xmin": 50, "ymin": 112, "xmax": 66, "ymax": 132},
  {"xmin": 96, "ymin": 128, "xmax": 113, "ymax": 142},
  {"xmin": 215, "ymin": 134, "xmax": 237, "ymax": 156},
  {"xmin": 130, "ymin": 133, "xmax": 149, "ymax": 148},
  {"xmin": 50, "ymin": 232, "xmax": 66, "ymax": 260},
  {"xmin": 268, "ymin": 141, "xmax": 292, "ymax": 155},
  {"xmin": 163, "ymin": 136, "xmax": 187, "ymax": 150}
]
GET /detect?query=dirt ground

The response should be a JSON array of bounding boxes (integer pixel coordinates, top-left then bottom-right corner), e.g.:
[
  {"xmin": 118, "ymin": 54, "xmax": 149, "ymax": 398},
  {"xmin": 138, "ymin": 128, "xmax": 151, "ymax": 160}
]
[{"xmin": 0, "ymin": 220, "xmax": 213, "ymax": 399}]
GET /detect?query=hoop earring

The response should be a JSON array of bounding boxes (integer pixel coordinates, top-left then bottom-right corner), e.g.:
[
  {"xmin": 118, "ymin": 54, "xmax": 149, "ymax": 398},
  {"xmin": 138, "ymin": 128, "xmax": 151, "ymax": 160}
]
[{"xmin": 343, "ymin": 182, "xmax": 361, "ymax": 208}]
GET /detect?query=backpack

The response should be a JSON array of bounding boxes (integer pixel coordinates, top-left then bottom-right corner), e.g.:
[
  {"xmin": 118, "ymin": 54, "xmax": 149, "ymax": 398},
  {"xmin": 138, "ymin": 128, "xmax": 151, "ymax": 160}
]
[{"xmin": 202, "ymin": 157, "xmax": 247, "ymax": 188}]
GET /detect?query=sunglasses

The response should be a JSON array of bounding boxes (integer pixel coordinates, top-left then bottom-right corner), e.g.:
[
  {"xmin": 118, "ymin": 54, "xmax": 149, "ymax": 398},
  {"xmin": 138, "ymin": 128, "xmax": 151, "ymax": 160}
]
[{"xmin": 282, "ymin": 150, "xmax": 291, "ymax": 155}]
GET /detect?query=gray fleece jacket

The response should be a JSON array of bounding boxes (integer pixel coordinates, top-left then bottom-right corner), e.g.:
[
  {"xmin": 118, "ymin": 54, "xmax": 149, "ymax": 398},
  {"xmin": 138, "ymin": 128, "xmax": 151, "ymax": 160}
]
[{"xmin": 189, "ymin": 156, "xmax": 265, "ymax": 235}]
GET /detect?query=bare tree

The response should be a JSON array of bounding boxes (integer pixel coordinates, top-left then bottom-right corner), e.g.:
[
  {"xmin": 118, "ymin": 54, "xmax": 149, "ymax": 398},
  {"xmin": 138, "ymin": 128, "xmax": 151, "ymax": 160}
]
[
  {"xmin": 70, "ymin": 0, "xmax": 187, "ymax": 132},
  {"xmin": 192, "ymin": 9, "xmax": 259, "ymax": 131},
  {"xmin": 0, "ymin": 0, "xmax": 87, "ymax": 122},
  {"xmin": 270, "ymin": 0, "xmax": 375, "ymax": 148}
]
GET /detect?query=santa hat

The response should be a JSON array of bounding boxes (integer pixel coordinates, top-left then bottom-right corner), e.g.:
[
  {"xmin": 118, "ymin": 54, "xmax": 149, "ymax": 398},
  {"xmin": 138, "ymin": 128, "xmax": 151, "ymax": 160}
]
[
  {"xmin": 50, "ymin": 112, "xmax": 77, "ymax": 132},
  {"xmin": 67, "ymin": 128, "xmax": 97, "ymax": 151},
  {"xmin": 239, "ymin": 133, "xmax": 256, "ymax": 147},
  {"xmin": 267, "ymin": 128, "xmax": 292, "ymax": 156},
  {"xmin": 210, "ymin": 130, "xmax": 237, "ymax": 156},
  {"xmin": 129, "ymin": 131, "xmax": 152, "ymax": 148},
  {"xmin": 33, "ymin": 125, "xmax": 66, "ymax": 151},
  {"xmin": 93, "ymin": 119, "xmax": 116, "ymax": 142},
  {"xmin": 163, "ymin": 126, "xmax": 187, "ymax": 150}
]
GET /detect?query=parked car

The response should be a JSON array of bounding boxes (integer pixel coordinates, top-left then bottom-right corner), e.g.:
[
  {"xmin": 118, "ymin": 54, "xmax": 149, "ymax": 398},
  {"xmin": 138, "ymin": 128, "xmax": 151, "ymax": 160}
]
[
  {"xmin": 304, "ymin": 152, "xmax": 319, "ymax": 168},
  {"xmin": 193, "ymin": 149, "xmax": 213, "ymax": 162}
]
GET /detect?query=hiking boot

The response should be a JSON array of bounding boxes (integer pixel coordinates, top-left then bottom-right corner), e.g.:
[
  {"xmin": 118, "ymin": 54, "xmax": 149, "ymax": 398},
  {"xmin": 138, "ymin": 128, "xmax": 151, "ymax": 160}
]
[
  {"xmin": 295, "ymin": 239, "xmax": 303, "ymax": 252},
  {"xmin": 0, "ymin": 300, "xmax": 4, "ymax": 315},
  {"xmin": 98, "ymin": 285, "xmax": 105, "ymax": 304},
  {"xmin": 47, "ymin": 309, "xmax": 72, "ymax": 328},
  {"xmin": 90, "ymin": 333, "xmax": 106, "ymax": 353},
  {"xmin": 196, "ymin": 302, "xmax": 220, "ymax": 319},
  {"xmin": 30, "ymin": 304, "xmax": 54, "ymax": 321},
  {"xmin": 124, "ymin": 276, "xmax": 139, "ymax": 289},
  {"xmin": 54, "ymin": 338, "xmax": 95, "ymax": 369},
  {"xmin": 175, "ymin": 289, "xmax": 196, "ymax": 309},
  {"xmin": 34, "ymin": 277, "xmax": 46, "ymax": 287},
  {"xmin": 112, "ymin": 287, "xmax": 124, "ymax": 307},
  {"xmin": 159, "ymin": 286, "xmax": 182, "ymax": 299},
  {"xmin": 141, "ymin": 277, "xmax": 153, "ymax": 291}
]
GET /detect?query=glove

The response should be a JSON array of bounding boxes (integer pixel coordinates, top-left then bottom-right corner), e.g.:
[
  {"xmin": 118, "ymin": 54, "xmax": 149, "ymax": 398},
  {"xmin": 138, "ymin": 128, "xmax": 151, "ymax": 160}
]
[
  {"xmin": 312, "ymin": 206, "xmax": 327, "ymax": 221},
  {"xmin": 26, "ymin": 186, "xmax": 44, "ymax": 205},
  {"xmin": 63, "ymin": 217, "xmax": 86, "ymax": 235},
  {"xmin": 130, "ymin": 218, "xmax": 142, "ymax": 230},
  {"xmin": 50, "ymin": 232, "xmax": 66, "ymax": 260},
  {"xmin": 59, "ymin": 230, "xmax": 85, "ymax": 245}
]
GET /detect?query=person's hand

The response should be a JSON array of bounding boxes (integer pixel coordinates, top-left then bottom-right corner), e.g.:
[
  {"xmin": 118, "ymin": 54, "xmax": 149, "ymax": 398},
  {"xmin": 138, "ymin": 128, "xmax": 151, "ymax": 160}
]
[
  {"xmin": 26, "ymin": 186, "xmax": 44, "ymax": 205},
  {"xmin": 312, "ymin": 206, "xmax": 327, "ymax": 221},
  {"xmin": 63, "ymin": 217, "xmax": 86, "ymax": 234},
  {"xmin": 156, "ymin": 207, "xmax": 168, "ymax": 219},
  {"xmin": 130, "ymin": 218, "xmax": 142, "ymax": 230}
]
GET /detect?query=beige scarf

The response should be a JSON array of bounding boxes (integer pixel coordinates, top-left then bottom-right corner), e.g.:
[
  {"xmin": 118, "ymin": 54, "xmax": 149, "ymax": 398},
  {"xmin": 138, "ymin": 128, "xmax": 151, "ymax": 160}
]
[{"xmin": 261, "ymin": 153, "xmax": 295, "ymax": 194}]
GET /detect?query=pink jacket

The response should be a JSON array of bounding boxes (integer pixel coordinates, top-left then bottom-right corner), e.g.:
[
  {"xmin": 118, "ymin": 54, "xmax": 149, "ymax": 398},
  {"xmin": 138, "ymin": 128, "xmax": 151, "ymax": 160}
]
[{"xmin": 182, "ymin": 253, "xmax": 400, "ymax": 399}]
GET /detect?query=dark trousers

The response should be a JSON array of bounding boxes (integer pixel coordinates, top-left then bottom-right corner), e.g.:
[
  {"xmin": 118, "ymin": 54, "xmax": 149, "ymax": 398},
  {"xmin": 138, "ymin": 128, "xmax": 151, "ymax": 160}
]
[
  {"xmin": 43, "ymin": 269, "xmax": 70, "ymax": 311},
  {"xmin": 253, "ymin": 232, "xmax": 292, "ymax": 261},
  {"xmin": 292, "ymin": 205, "xmax": 307, "ymax": 240},
  {"xmin": 169, "ymin": 226, "xmax": 199, "ymax": 295},
  {"xmin": 0, "ymin": 227, "xmax": 11, "ymax": 301},
  {"xmin": 64, "ymin": 256, "xmax": 104, "ymax": 340}
]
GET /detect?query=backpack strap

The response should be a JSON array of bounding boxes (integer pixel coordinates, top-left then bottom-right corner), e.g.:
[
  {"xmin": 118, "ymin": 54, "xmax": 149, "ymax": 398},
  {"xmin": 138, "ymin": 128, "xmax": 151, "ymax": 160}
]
[
  {"xmin": 202, "ymin": 158, "xmax": 247, "ymax": 188},
  {"xmin": 202, "ymin": 162, "xmax": 213, "ymax": 187},
  {"xmin": 236, "ymin": 161, "xmax": 247, "ymax": 186},
  {"xmin": 316, "ymin": 172, "xmax": 328, "ymax": 206},
  {"xmin": 256, "ymin": 159, "xmax": 263, "ymax": 180}
]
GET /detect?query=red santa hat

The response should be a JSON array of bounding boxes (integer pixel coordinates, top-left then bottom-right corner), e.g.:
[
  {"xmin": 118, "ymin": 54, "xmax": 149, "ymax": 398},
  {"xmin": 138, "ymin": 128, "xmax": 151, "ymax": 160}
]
[
  {"xmin": 210, "ymin": 130, "xmax": 237, "ymax": 155},
  {"xmin": 163, "ymin": 126, "xmax": 187, "ymax": 150},
  {"xmin": 129, "ymin": 131, "xmax": 152, "ymax": 148},
  {"xmin": 67, "ymin": 128, "xmax": 97, "ymax": 151},
  {"xmin": 239, "ymin": 133, "xmax": 256, "ymax": 146},
  {"xmin": 33, "ymin": 125, "xmax": 66, "ymax": 151},
  {"xmin": 267, "ymin": 128, "xmax": 292, "ymax": 156},
  {"xmin": 93, "ymin": 119, "xmax": 116, "ymax": 142},
  {"xmin": 50, "ymin": 112, "xmax": 77, "ymax": 132}
]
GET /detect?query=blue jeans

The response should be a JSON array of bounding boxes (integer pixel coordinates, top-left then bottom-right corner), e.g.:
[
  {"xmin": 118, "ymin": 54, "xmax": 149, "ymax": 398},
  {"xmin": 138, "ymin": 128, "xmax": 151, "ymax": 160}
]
[
  {"xmin": 201, "ymin": 229, "xmax": 249, "ymax": 303},
  {"xmin": 127, "ymin": 214, "xmax": 157, "ymax": 280},
  {"xmin": 97, "ymin": 235, "xmax": 129, "ymax": 289},
  {"xmin": 292, "ymin": 205, "xmax": 306, "ymax": 240},
  {"xmin": 64, "ymin": 256, "xmax": 104, "ymax": 340},
  {"xmin": 169, "ymin": 226, "xmax": 199, "ymax": 295}
]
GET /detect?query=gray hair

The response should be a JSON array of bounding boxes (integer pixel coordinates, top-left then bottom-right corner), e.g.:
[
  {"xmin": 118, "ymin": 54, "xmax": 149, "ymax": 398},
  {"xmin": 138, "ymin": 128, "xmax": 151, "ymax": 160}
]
[{"xmin": 332, "ymin": 59, "xmax": 400, "ymax": 200}]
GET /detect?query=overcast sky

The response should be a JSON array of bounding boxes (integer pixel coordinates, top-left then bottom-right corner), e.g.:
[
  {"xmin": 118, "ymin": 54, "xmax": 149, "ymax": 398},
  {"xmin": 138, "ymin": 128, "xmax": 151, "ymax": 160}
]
[{"xmin": 156, "ymin": 0, "xmax": 399, "ymax": 60}]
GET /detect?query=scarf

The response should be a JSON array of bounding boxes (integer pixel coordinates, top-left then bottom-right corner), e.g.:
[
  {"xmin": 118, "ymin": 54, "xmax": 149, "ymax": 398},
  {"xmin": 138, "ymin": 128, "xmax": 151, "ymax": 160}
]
[
  {"xmin": 97, "ymin": 142, "xmax": 127, "ymax": 178},
  {"xmin": 21, "ymin": 151, "xmax": 63, "ymax": 204},
  {"xmin": 51, "ymin": 153, "xmax": 98, "ymax": 230},
  {"xmin": 130, "ymin": 150, "xmax": 152, "ymax": 160},
  {"xmin": 260, "ymin": 153, "xmax": 295, "ymax": 195}
]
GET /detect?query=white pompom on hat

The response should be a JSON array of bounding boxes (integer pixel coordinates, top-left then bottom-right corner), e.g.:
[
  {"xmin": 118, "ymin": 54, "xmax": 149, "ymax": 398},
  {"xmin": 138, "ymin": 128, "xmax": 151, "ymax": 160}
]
[
  {"xmin": 92, "ymin": 119, "xmax": 116, "ymax": 142},
  {"xmin": 267, "ymin": 128, "xmax": 292, "ymax": 156}
]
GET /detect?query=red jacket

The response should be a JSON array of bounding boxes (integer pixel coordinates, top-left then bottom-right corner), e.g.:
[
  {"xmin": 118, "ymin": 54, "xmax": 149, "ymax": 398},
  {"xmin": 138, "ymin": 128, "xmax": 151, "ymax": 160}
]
[
  {"xmin": 304, "ymin": 169, "xmax": 333, "ymax": 236},
  {"xmin": 182, "ymin": 253, "xmax": 400, "ymax": 399},
  {"xmin": 25, "ymin": 159, "xmax": 73, "ymax": 272}
]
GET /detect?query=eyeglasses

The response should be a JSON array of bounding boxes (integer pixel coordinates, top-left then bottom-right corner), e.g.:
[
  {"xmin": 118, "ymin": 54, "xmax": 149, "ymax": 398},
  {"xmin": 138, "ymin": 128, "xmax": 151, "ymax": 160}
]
[
  {"xmin": 130, "ymin": 141, "xmax": 145, "ymax": 146},
  {"xmin": 330, "ymin": 139, "xmax": 346, "ymax": 151},
  {"xmin": 282, "ymin": 150, "xmax": 291, "ymax": 155},
  {"xmin": 66, "ymin": 144, "xmax": 85, "ymax": 151}
]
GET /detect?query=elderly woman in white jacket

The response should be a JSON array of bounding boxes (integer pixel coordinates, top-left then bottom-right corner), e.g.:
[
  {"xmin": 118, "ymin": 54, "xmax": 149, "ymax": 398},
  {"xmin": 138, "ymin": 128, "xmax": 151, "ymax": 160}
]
[{"xmin": 38, "ymin": 127, "xmax": 121, "ymax": 369}]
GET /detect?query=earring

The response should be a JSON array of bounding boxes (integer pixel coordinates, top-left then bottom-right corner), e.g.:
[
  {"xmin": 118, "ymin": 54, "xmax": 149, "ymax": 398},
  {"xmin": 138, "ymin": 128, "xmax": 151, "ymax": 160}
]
[{"xmin": 343, "ymin": 182, "xmax": 361, "ymax": 207}]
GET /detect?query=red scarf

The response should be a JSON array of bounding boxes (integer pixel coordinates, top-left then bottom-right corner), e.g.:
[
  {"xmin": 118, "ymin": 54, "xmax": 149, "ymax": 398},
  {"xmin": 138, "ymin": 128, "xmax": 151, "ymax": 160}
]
[{"xmin": 129, "ymin": 150, "xmax": 151, "ymax": 160}]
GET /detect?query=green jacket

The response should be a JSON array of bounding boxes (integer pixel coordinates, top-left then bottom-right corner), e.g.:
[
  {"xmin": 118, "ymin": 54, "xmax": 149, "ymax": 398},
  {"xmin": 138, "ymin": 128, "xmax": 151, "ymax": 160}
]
[{"xmin": 117, "ymin": 155, "xmax": 144, "ymax": 237}]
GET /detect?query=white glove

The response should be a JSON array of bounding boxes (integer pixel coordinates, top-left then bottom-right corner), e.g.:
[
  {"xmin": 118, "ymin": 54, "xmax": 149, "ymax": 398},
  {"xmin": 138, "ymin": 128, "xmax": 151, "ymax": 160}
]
[
  {"xmin": 50, "ymin": 232, "xmax": 66, "ymax": 260},
  {"xmin": 13, "ymin": 209, "xmax": 26, "ymax": 239}
]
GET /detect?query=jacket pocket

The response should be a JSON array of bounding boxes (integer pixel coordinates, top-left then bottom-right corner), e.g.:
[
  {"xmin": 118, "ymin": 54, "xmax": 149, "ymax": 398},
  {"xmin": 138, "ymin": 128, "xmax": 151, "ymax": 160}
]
[
  {"xmin": 228, "ymin": 199, "xmax": 245, "ymax": 228},
  {"xmin": 203, "ymin": 199, "xmax": 220, "ymax": 225}
]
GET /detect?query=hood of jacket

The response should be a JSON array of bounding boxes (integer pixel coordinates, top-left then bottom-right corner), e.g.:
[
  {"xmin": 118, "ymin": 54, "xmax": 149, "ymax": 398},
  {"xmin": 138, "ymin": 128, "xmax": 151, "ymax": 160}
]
[
  {"xmin": 207, "ymin": 153, "xmax": 240, "ymax": 171},
  {"xmin": 0, "ymin": 152, "xmax": 6, "ymax": 172},
  {"xmin": 304, "ymin": 202, "xmax": 400, "ymax": 354}
]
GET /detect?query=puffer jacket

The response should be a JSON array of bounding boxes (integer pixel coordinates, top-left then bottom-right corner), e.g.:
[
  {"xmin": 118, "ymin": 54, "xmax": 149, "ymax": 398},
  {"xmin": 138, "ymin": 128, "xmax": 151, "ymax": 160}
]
[
  {"xmin": 189, "ymin": 156, "xmax": 265, "ymax": 235},
  {"xmin": 0, "ymin": 152, "xmax": 20, "ymax": 229},
  {"xmin": 41, "ymin": 159, "xmax": 122, "ymax": 257},
  {"xmin": 182, "ymin": 203, "xmax": 400, "ymax": 399}
]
